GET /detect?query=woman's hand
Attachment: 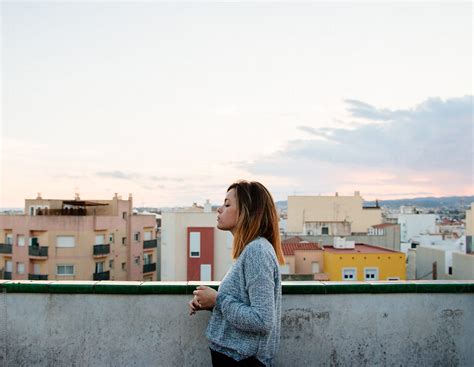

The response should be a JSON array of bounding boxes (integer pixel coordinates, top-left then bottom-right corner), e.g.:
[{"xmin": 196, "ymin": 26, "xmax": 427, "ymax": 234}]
[
  {"xmin": 188, "ymin": 295, "xmax": 202, "ymax": 316},
  {"xmin": 192, "ymin": 285, "xmax": 217, "ymax": 311}
]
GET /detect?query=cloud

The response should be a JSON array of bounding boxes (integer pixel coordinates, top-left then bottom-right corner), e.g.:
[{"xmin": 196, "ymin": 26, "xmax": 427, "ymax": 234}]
[
  {"xmin": 96, "ymin": 171, "xmax": 139, "ymax": 180},
  {"xmin": 239, "ymin": 96, "xmax": 473, "ymax": 197}
]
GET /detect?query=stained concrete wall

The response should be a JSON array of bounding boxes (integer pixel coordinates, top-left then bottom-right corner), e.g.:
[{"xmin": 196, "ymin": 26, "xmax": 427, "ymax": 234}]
[{"xmin": 1, "ymin": 286, "xmax": 473, "ymax": 366}]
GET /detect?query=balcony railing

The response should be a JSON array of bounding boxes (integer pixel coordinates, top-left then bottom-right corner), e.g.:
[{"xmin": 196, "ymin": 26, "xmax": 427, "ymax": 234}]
[
  {"xmin": 29, "ymin": 246, "xmax": 49, "ymax": 257},
  {"xmin": 28, "ymin": 274, "xmax": 48, "ymax": 280},
  {"xmin": 143, "ymin": 239, "xmax": 157, "ymax": 249},
  {"xmin": 143, "ymin": 263, "xmax": 156, "ymax": 273},
  {"xmin": 3, "ymin": 271, "xmax": 12, "ymax": 279},
  {"xmin": 93, "ymin": 271, "xmax": 110, "ymax": 281},
  {"xmin": 0, "ymin": 243, "xmax": 13, "ymax": 254},
  {"xmin": 93, "ymin": 244, "xmax": 110, "ymax": 256}
]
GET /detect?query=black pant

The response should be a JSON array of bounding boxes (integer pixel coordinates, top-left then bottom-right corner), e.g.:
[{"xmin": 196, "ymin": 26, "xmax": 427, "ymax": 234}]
[{"xmin": 210, "ymin": 349, "xmax": 265, "ymax": 367}]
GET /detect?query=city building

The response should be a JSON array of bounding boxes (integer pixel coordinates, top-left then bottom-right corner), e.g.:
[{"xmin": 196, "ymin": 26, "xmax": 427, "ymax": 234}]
[
  {"xmin": 323, "ymin": 239, "xmax": 406, "ymax": 281},
  {"xmin": 281, "ymin": 223, "xmax": 401, "ymax": 251},
  {"xmin": 160, "ymin": 201, "xmax": 232, "ymax": 281},
  {"xmin": 398, "ymin": 212, "xmax": 438, "ymax": 252},
  {"xmin": 280, "ymin": 241, "xmax": 326, "ymax": 280},
  {"xmin": 0, "ymin": 193, "xmax": 158, "ymax": 281},
  {"xmin": 287, "ymin": 191, "xmax": 382, "ymax": 235}
]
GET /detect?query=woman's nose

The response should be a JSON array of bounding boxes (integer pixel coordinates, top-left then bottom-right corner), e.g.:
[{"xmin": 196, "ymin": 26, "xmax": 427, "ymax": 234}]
[{"xmin": 217, "ymin": 206, "xmax": 222, "ymax": 213}]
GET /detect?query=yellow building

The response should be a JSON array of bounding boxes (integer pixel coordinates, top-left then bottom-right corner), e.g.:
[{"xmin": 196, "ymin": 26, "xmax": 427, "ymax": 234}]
[
  {"xmin": 0, "ymin": 193, "xmax": 158, "ymax": 281},
  {"xmin": 287, "ymin": 191, "xmax": 382, "ymax": 235},
  {"xmin": 323, "ymin": 242, "xmax": 406, "ymax": 281}
]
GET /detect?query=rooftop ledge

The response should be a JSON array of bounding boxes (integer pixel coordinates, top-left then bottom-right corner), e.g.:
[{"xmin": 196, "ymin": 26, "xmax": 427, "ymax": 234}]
[
  {"xmin": 1, "ymin": 280, "xmax": 473, "ymax": 294},
  {"xmin": 2, "ymin": 280, "xmax": 473, "ymax": 366}
]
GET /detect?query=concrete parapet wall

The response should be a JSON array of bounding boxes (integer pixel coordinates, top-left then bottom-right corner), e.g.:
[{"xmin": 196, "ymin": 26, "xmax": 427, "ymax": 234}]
[{"xmin": 1, "ymin": 281, "xmax": 473, "ymax": 366}]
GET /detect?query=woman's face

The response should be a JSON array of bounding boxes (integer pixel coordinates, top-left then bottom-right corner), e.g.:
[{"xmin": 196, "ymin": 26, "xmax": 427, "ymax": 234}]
[{"xmin": 217, "ymin": 188, "xmax": 238, "ymax": 234}]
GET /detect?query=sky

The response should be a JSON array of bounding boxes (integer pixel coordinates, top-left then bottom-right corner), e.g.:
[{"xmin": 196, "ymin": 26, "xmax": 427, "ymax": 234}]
[{"xmin": 1, "ymin": 1, "xmax": 472, "ymax": 208}]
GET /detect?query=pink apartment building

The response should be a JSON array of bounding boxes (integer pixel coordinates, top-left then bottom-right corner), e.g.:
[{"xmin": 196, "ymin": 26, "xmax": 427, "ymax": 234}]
[{"xmin": 0, "ymin": 193, "xmax": 158, "ymax": 281}]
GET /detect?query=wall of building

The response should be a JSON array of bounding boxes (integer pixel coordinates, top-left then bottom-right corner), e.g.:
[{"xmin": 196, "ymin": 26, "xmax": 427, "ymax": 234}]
[
  {"xmin": 398, "ymin": 214, "xmax": 437, "ymax": 243},
  {"xmin": 452, "ymin": 252, "xmax": 474, "ymax": 280},
  {"xmin": 415, "ymin": 246, "xmax": 447, "ymax": 280},
  {"xmin": 466, "ymin": 203, "xmax": 473, "ymax": 236},
  {"xmin": 294, "ymin": 250, "xmax": 324, "ymax": 273},
  {"xmin": 161, "ymin": 212, "xmax": 232, "ymax": 281},
  {"xmin": 323, "ymin": 251, "xmax": 406, "ymax": 281},
  {"xmin": 1, "ymin": 281, "xmax": 472, "ymax": 366},
  {"xmin": 287, "ymin": 194, "xmax": 382, "ymax": 234}
]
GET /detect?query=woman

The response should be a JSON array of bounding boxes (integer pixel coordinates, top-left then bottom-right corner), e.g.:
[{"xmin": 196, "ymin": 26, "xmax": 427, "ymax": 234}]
[{"xmin": 189, "ymin": 180, "xmax": 285, "ymax": 367}]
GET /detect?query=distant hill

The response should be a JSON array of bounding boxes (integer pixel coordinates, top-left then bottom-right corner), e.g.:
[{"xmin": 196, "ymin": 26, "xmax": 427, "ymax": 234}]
[{"xmin": 276, "ymin": 196, "xmax": 474, "ymax": 210}]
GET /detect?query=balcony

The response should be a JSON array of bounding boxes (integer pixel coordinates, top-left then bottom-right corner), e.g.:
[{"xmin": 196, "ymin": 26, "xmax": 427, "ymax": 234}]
[
  {"xmin": 0, "ymin": 281, "xmax": 472, "ymax": 366},
  {"xmin": 93, "ymin": 271, "xmax": 110, "ymax": 281},
  {"xmin": 28, "ymin": 274, "xmax": 48, "ymax": 280},
  {"xmin": 29, "ymin": 246, "xmax": 49, "ymax": 258},
  {"xmin": 93, "ymin": 244, "xmax": 110, "ymax": 257},
  {"xmin": 143, "ymin": 239, "xmax": 157, "ymax": 250},
  {"xmin": 3, "ymin": 271, "xmax": 12, "ymax": 279},
  {"xmin": 0, "ymin": 243, "xmax": 12, "ymax": 254},
  {"xmin": 143, "ymin": 263, "xmax": 156, "ymax": 273}
]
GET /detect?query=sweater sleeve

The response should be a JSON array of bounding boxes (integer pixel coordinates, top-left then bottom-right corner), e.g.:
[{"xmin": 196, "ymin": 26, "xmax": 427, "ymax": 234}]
[{"xmin": 214, "ymin": 244, "xmax": 276, "ymax": 334}]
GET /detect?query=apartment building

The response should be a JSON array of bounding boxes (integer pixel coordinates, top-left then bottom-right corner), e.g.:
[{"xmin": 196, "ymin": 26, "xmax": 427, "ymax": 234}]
[
  {"xmin": 161, "ymin": 201, "xmax": 233, "ymax": 281},
  {"xmin": 323, "ymin": 238, "xmax": 406, "ymax": 281},
  {"xmin": 0, "ymin": 193, "xmax": 158, "ymax": 281},
  {"xmin": 287, "ymin": 191, "xmax": 382, "ymax": 235}
]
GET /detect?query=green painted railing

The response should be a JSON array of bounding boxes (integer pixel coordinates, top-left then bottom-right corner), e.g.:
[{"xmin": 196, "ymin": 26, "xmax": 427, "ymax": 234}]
[{"xmin": 0, "ymin": 280, "xmax": 472, "ymax": 295}]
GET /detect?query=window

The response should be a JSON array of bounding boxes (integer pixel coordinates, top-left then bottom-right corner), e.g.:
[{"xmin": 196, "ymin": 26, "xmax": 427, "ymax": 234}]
[
  {"xmin": 364, "ymin": 268, "xmax": 379, "ymax": 281},
  {"xmin": 121, "ymin": 262, "xmax": 126, "ymax": 271},
  {"xmin": 133, "ymin": 232, "xmax": 140, "ymax": 242},
  {"xmin": 109, "ymin": 259, "xmax": 114, "ymax": 269},
  {"xmin": 122, "ymin": 212, "xmax": 127, "ymax": 219},
  {"xmin": 57, "ymin": 265, "xmax": 74, "ymax": 276},
  {"xmin": 342, "ymin": 268, "xmax": 357, "ymax": 281},
  {"xmin": 33, "ymin": 263, "xmax": 41, "ymax": 274},
  {"xmin": 95, "ymin": 261, "xmax": 105, "ymax": 273},
  {"xmin": 322, "ymin": 227, "xmax": 329, "ymax": 235},
  {"xmin": 109, "ymin": 233, "xmax": 115, "ymax": 244},
  {"xmin": 17, "ymin": 235, "xmax": 25, "ymax": 247},
  {"xmin": 144, "ymin": 253, "xmax": 153, "ymax": 265},
  {"xmin": 311, "ymin": 262, "xmax": 320, "ymax": 274},
  {"xmin": 200, "ymin": 264, "xmax": 211, "ymax": 281},
  {"xmin": 122, "ymin": 237, "xmax": 126, "ymax": 245},
  {"xmin": 95, "ymin": 234, "xmax": 105, "ymax": 245},
  {"xmin": 144, "ymin": 231, "xmax": 152, "ymax": 241},
  {"xmin": 56, "ymin": 236, "xmax": 75, "ymax": 248},
  {"xmin": 387, "ymin": 277, "xmax": 400, "ymax": 281},
  {"xmin": 189, "ymin": 232, "xmax": 201, "ymax": 257},
  {"xmin": 29, "ymin": 207, "xmax": 35, "ymax": 216},
  {"xmin": 17, "ymin": 262, "xmax": 25, "ymax": 274},
  {"xmin": 6, "ymin": 260, "xmax": 12, "ymax": 272},
  {"xmin": 5, "ymin": 234, "xmax": 13, "ymax": 245},
  {"xmin": 448, "ymin": 266, "xmax": 453, "ymax": 275},
  {"xmin": 134, "ymin": 256, "xmax": 140, "ymax": 265},
  {"xmin": 29, "ymin": 237, "xmax": 39, "ymax": 246}
]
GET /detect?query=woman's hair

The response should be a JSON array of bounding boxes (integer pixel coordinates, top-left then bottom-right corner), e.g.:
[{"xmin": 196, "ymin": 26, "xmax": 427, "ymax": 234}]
[{"xmin": 228, "ymin": 180, "xmax": 285, "ymax": 265}]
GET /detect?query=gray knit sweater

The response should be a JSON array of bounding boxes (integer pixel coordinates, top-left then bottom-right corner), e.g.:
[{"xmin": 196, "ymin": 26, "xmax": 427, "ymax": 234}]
[{"xmin": 206, "ymin": 237, "xmax": 282, "ymax": 367}]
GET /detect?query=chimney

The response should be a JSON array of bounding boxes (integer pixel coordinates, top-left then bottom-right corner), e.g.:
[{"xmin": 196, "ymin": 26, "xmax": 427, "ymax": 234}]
[
  {"xmin": 36, "ymin": 192, "xmax": 42, "ymax": 200},
  {"xmin": 354, "ymin": 191, "xmax": 360, "ymax": 197}
]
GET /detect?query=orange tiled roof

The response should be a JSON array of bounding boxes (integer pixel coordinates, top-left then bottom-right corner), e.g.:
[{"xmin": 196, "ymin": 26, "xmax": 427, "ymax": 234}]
[
  {"xmin": 282, "ymin": 242, "xmax": 322, "ymax": 256},
  {"xmin": 282, "ymin": 236, "xmax": 304, "ymax": 244}
]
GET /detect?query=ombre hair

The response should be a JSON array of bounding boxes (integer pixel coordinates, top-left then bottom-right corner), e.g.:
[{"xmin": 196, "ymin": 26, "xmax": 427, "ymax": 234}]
[{"xmin": 228, "ymin": 180, "xmax": 285, "ymax": 265}]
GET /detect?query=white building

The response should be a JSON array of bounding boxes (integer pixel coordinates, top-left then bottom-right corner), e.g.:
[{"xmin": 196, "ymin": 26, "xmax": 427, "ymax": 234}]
[
  {"xmin": 398, "ymin": 213, "xmax": 438, "ymax": 246},
  {"xmin": 160, "ymin": 202, "xmax": 233, "ymax": 281}
]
